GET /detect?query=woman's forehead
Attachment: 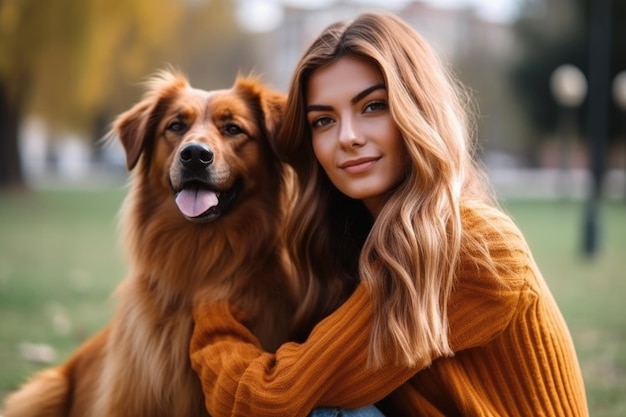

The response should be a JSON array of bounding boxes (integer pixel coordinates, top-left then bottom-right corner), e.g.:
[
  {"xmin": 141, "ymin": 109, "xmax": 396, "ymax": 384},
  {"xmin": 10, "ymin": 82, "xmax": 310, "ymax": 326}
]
[{"xmin": 306, "ymin": 56, "xmax": 385, "ymax": 104}]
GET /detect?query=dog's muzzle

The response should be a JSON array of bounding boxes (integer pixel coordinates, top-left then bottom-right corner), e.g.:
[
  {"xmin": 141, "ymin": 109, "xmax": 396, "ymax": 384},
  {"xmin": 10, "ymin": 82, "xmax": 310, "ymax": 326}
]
[{"xmin": 172, "ymin": 143, "xmax": 242, "ymax": 223}]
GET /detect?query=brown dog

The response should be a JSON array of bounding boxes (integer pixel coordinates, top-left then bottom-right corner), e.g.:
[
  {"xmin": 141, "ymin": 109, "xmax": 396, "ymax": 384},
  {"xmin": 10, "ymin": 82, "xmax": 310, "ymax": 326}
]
[{"xmin": 2, "ymin": 70, "xmax": 295, "ymax": 417}]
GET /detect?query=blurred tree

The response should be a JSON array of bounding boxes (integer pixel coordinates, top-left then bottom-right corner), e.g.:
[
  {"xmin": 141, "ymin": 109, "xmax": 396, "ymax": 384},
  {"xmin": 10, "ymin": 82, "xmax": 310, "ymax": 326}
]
[
  {"xmin": 0, "ymin": 0, "xmax": 254, "ymax": 189},
  {"xmin": 0, "ymin": 0, "xmax": 184, "ymax": 189},
  {"xmin": 510, "ymin": 0, "xmax": 625, "ymax": 165},
  {"xmin": 0, "ymin": 0, "xmax": 60, "ymax": 188},
  {"xmin": 170, "ymin": 0, "xmax": 257, "ymax": 90},
  {"xmin": 90, "ymin": 0, "xmax": 253, "ymax": 144}
]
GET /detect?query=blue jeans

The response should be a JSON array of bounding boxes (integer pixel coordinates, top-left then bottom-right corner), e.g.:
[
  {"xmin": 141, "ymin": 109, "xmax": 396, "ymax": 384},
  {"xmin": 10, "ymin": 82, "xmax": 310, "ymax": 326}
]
[{"xmin": 309, "ymin": 406, "xmax": 385, "ymax": 417}]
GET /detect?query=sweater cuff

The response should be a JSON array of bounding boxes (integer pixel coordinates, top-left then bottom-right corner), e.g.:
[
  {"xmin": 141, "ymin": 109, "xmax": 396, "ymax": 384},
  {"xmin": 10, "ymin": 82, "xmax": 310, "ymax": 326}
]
[{"xmin": 191, "ymin": 302, "xmax": 261, "ymax": 353}]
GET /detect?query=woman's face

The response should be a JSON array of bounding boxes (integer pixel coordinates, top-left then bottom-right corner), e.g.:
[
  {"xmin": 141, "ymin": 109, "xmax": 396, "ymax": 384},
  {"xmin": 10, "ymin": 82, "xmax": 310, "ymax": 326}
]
[{"xmin": 306, "ymin": 56, "xmax": 407, "ymax": 216}]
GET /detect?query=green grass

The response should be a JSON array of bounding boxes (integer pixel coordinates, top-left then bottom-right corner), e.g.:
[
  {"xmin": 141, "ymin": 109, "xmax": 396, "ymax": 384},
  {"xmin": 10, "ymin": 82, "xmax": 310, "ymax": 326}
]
[
  {"xmin": 0, "ymin": 188, "xmax": 624, "ymax": 415},
  {"xmin": 501, "ymin": 199, "xmax": 626, "ymax": 416},
  {"xmin": 0, "ymin": 187, "xmax": 127, "ymax": 394}
]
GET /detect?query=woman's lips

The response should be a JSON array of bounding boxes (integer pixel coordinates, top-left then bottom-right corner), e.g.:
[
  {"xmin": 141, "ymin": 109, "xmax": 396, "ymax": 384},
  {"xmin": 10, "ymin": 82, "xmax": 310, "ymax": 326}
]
[{"xmin": 338, "ymin": 156, "xmax": 380, "ymax": 173}]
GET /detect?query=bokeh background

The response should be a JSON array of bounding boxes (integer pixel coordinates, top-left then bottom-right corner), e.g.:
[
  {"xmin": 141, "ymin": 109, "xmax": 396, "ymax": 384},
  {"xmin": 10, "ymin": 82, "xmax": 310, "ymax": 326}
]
[{"xmin": 0, "ymin": 0, "xmax": 625, "ymax": 415}]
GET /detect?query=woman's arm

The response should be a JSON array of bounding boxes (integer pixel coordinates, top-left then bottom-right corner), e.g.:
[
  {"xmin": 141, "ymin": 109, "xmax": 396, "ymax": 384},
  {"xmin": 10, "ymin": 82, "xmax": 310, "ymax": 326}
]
[
  {"xmin": 190, "ymin": 255, "xmax": 523, "ymax": 417},
  {"xmin": 190, "ymin": 285, "xmax": 419, "ymax": 417}
]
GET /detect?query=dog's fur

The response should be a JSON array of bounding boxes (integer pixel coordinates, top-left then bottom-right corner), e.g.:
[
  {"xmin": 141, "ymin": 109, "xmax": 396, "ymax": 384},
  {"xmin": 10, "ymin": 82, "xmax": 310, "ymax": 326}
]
[{"xmin": 2, "ymin": 70, "xmax": 295, "ymax": 417}]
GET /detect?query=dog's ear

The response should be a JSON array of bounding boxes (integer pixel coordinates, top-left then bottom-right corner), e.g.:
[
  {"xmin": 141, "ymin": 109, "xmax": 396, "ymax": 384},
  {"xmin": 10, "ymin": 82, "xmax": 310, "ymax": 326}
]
[
  {"xmin": 235, "ymin": 76, "xmax": 286, "ymax": 140},
  {"xmin": 258, "ymin": 89, "xmax": 286, "ymax": 140},
  {"xmin": 113, "ymin": 69, "xmax": 188, "ymax": 171},
  {"xmin": 113, "ymin": 100, "xmax": 153, "ymax": 171}
]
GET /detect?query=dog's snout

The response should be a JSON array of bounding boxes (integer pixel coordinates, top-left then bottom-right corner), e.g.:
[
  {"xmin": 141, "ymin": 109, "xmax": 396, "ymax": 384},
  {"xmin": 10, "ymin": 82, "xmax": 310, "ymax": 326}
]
[{"xmin": 179, "ymin": 143, "xmax": 214, "ymax": 170}]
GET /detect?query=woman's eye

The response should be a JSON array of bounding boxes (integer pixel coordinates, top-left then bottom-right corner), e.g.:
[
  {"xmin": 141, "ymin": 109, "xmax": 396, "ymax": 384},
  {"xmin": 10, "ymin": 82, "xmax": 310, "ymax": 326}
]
[
  {"xmin": 166, "ymin": 121, "xmax": 186, "ymax": 133},
  {"xmin": 364, "ymin": 101, "xmax": 387, "ymax": 113},
  {"xmin": 311, "ymin": 116, "xmax": 333, "ymax": 129},
  {"xmin": 224, "ymin": 123, "xmax": 244, "ymax": 136}
]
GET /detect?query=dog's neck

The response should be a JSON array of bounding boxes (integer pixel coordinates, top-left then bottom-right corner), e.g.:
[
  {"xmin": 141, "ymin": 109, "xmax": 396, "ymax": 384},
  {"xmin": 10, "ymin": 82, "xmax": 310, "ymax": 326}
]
[{"xmin": 118, "ymin": 180, "xmax": 282, "ymax": 311}]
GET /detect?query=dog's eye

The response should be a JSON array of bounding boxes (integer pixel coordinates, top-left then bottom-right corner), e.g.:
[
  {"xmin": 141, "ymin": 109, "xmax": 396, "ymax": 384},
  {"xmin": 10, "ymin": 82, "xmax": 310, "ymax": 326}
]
[
  {"xmin": 166, "ymin": 121, "xmax": 187, "ymax": 133},
  {"xmin": 224, "ymin": 123, "xmax": 244, "ymax": 137}
]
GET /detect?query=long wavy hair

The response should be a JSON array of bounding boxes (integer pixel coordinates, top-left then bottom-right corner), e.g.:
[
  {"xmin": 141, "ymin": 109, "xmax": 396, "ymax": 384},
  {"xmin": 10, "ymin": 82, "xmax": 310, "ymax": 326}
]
[{"xmin": 276, "ymin": 11, "xmax": 499, "ymax": 367}]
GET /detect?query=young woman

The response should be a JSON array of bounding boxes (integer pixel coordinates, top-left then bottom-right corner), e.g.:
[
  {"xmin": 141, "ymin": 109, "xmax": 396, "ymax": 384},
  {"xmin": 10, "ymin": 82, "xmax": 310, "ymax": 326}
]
[{"xmin": 190, "ymin": 11, "xmax": 588, "ymax": 417}]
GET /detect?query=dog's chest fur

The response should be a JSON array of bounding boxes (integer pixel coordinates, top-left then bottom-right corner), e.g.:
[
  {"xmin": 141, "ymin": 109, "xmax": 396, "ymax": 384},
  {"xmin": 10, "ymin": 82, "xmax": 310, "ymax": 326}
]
[{"xmin": 92, "ymin": 280, "xmax": 208, "ymax": 417}]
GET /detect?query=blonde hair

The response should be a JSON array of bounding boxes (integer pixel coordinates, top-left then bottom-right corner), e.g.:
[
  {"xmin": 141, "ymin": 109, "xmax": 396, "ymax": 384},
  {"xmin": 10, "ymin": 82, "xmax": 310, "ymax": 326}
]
[{"xmin": 277, "ymin": 11, "xmax": 497, "ymax": 367}]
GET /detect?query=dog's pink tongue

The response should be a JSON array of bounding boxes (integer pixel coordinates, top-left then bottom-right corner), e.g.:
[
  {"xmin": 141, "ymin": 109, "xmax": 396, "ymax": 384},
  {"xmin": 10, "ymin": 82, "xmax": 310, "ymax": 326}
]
[{"xmin": 175, "ymin": 188, "xmax": 218, "ymax": 218}]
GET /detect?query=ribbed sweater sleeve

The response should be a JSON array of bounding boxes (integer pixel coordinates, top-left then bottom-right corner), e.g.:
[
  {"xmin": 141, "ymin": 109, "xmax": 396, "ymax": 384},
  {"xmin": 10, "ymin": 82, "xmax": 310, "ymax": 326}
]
[
  {"xmin": 382, "ymin": 207, "xmax": 588, "ymax": 416},
  {"xmin": 190, "ymin": 205, "xmax": 588, "ymax": 416},
  {"xmin": 190, "ymin": 285, "xmax": 418, "ymax": 417}
]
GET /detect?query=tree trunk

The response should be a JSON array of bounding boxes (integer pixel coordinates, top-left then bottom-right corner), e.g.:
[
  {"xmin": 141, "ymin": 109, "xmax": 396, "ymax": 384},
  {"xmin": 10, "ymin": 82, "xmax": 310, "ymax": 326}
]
[{"xmin": 0, "ymin": 81, "xmax": 25, "ymax": 190}]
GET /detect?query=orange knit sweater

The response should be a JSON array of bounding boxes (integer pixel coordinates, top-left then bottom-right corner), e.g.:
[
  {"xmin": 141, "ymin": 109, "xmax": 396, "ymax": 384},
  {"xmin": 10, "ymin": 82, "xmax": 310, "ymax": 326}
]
[{"xmin": 190, "ymin": 207, "xmax": 588, "ymax": 416}]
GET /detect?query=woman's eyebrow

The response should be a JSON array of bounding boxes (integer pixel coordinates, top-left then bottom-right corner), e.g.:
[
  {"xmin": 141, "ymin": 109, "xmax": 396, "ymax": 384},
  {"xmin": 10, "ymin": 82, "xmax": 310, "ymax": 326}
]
[
  {"xmin": 351, "ymin": 84, "xmax": 386, "ymax": 104},
  {"xmin": 306, "ymin": 83, "xmax": 387, "ymax": 113},
  {"xmin": 306, "ymin": 104, "xmax": 332, "ymax": 113}
]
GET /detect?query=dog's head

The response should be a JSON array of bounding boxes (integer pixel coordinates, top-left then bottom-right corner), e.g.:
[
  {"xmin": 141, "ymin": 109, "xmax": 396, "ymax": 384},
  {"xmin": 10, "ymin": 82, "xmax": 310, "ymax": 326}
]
[{"xmin": 112, "ymin": 69, "xmax": 285, "ymax": 223}]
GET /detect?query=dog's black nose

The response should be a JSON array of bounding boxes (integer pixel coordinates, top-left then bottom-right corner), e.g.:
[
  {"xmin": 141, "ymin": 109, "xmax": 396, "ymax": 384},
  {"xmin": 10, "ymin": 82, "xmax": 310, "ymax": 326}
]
[{"xmin": 179, "ymin": 143, "xmax": 214, "ymax": 170}]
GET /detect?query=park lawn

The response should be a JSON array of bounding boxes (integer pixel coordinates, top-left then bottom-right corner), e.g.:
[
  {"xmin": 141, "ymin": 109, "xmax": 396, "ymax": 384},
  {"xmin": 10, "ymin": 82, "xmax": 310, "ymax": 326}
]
[
  {"xmin": 0, "ymin": 188, "xmax": 624, "ymax": 416},
  {"xmin": 0, "ymin": 188, "xmax": 127, "ymax": 395},
  {"xmin": 500, "ymin": 198, "xmax": 626, "ymax": 416}
]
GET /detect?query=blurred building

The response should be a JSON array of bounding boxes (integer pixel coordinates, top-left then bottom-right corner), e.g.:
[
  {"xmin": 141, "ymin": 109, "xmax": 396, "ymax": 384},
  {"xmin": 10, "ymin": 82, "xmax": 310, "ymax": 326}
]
[
  {"xmin": 259, "ymin": 1, "xmax": 517, "ymax": 90},
  {"xmin": 18, "ymin": 0, "xmax": 624, "ymax": 198},
  {"xmin": 247, "ymin": 0, "xmax": 624, "ymax": 199},
  {"xmin": 257, "ymin": 1, "xmax": 526, "ymax": 157}
]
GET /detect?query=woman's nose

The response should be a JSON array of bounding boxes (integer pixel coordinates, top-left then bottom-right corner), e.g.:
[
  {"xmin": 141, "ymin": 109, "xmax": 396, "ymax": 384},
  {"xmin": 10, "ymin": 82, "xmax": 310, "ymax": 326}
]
[{"xmin": 338, "ymin": 116, "xmax": 364, "ymax": 149}]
